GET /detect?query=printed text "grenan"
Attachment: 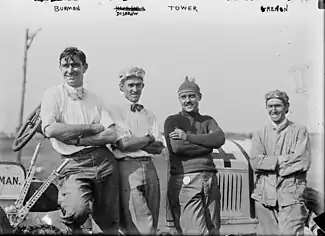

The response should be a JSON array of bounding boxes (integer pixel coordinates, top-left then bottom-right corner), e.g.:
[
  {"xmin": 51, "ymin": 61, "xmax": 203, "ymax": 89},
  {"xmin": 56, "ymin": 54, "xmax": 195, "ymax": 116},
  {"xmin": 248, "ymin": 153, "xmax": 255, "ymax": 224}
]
[{"xmin": 261, "ymin": 4, "xmax": 288, "ymax": 12}]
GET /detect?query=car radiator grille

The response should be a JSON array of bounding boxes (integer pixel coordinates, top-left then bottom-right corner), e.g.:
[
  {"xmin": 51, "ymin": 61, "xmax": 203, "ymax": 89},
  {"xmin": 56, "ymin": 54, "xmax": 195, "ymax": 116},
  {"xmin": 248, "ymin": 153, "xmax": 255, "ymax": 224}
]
[{"xmin": 217, "ymin": 170, "xmax": 250, "ymax": 218}]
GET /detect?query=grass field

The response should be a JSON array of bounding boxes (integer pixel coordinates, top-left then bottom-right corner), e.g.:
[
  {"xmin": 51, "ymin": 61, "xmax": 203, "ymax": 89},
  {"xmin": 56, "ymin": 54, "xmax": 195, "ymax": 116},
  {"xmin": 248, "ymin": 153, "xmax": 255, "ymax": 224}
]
[{"xmin": 0, "ymin": 132, "xmax": 323, "ymax": 232}]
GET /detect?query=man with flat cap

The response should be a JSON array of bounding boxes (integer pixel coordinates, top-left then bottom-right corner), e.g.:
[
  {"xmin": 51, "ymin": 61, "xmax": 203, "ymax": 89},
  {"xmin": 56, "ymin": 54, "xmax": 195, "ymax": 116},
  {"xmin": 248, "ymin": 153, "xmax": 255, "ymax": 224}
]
[
  {"xmin": 164, "ymin": 77, "xmax": 225, "ymax": 235},
  {"xmin": 108, "ymin": 67, "xmax": 166, "ymax": 235},
  {"xmin": 250, "ymin": 89, "xmax": 311, "ymax": 235}
]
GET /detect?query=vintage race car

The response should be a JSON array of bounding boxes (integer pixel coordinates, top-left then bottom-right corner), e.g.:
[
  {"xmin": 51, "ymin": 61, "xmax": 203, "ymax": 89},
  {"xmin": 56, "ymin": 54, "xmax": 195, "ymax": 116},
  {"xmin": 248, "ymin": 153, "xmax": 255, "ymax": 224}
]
[
  {"xmin": 1, "ymin": 104, "xmax": 324, "ymax": 235},
  {"xmin": 212, "ymin": 139, "xmax": 259, "ymax": 235}
]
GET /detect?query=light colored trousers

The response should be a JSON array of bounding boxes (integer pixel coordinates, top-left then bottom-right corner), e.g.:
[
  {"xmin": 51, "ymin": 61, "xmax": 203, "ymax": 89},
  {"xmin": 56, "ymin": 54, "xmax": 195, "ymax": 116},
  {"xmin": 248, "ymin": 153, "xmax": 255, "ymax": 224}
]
[
  {"xmin": 118, "ymin": 157, "xmax": 161, "ymax": 235},
  {"xmin": 255, "ymin": 201, "xmax": 308, "ymax": 235},
  {"xmin": 168, "ymin": 171, "xmax": 221, "ymax": 235}
]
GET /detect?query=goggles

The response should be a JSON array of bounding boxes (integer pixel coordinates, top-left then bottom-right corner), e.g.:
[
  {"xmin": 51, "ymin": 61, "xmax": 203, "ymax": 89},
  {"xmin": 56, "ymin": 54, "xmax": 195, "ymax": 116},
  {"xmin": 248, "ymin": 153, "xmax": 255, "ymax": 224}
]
[{"xmin": 119, "ymin": 68, "xmax": 145, "ymax": 80}]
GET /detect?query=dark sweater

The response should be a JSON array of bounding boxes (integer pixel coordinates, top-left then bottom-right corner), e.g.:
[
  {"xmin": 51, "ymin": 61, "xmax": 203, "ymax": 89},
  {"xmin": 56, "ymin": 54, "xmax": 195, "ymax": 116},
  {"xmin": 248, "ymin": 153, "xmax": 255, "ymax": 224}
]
[{"xmin": 164, "ymin": 111, "xmax": 225, "ymax": 175}]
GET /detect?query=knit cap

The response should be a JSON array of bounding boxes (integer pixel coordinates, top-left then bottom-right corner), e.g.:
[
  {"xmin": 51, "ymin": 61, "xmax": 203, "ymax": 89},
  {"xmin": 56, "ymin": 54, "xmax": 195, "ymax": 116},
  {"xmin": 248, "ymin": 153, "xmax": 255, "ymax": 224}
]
[{"xmin": 178, "ymin": 76, "xmax": 200, "ymax": 95}]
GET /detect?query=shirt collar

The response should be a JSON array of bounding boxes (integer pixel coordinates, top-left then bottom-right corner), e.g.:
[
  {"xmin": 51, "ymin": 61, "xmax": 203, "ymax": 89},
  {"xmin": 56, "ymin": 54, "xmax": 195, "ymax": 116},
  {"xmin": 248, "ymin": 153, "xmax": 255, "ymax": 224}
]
[
  {"xmin": 63, "ymin": 83, "xmax": 86, "ymax": 100},
  {"xmin": 271, "ymin": 118, "xmax": 289, "ymax": 132},
  {"xmin": 122, "ymin": 96, "xmax": 143, "ymax": 107},
  {"xmin": 119, "ymin": 95, "xmax": 144, "ymax": 111},
  {"xmin": 180, "ymin": 110, "xmax": 200, "ymax": 118},
  {"xmin": 64, "ymin": 82, "xmax": 84, "ymax": 94}
]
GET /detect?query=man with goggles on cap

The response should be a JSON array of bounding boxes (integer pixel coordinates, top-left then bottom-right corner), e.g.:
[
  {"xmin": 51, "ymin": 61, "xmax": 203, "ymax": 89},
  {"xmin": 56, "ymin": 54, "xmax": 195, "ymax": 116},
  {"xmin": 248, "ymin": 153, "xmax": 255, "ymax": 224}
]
[
  {"xmin": 250, "ymin": 89, "xmax": 311, "ymax": 235},
  {"xmin": 108, "ymin": 67, "xmax": 166, "ymax": 235},
  {"xmin": 164, "ymin": 77, "xmax": 225, "ymax": 235}
]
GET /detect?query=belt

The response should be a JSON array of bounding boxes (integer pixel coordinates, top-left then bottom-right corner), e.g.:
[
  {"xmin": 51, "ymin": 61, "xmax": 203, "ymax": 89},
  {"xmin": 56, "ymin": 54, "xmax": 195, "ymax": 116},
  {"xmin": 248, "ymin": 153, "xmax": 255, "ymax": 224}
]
[
  {"xmin": 61, "ymin": 147, "xmax": 100, "ymax": 158},
  {"xmin": 117, "ymin": 156, "xmax": 151, "ymax": 162}
]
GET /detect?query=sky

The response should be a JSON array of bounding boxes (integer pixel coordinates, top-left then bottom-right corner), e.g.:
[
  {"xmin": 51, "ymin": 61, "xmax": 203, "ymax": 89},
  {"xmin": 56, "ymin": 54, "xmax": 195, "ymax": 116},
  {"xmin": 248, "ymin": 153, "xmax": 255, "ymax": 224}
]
[{"xmin": 0, "ymin": 0, "xmax": 324, "ymax": 135}]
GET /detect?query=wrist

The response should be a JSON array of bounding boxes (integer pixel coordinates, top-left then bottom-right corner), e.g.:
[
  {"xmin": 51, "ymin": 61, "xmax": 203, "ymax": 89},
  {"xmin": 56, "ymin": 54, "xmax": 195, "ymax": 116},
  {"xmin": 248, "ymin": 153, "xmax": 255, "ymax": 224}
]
[
  {"xmin": 75, "ymin": 136, "xmax": 81, "ymax": 146},
  {"xmin": 146, "ymin": 133, "xmax": 155, "ymax": 144},
  {"xmin": 278, "ymin": 155, "xmax": 286, "ymax": 165},
  {"xmin": 89, "ymin": 124, "xmax": 96, "ymax": 132},
  {"xmin": 185, "ymin": 133, "xmax": 190, "ymax": 141},
  {"xmin": 75, "ymin": 135, "xmax": 85, "ymax": 146},
  {"xmin": 160, "ymin": 146, "xmax": 167, "ymax": 155},
  {"xmin": 82, "ymin": 124, "xmax": 91, "ymax": 133}
]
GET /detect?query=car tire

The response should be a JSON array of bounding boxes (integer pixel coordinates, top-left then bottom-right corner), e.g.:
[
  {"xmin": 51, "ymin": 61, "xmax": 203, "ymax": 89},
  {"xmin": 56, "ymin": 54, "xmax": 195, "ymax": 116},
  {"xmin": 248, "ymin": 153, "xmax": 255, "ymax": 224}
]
[
  {"xmin": 303, "ymin": 187, "xmax": 325, "ymax": 235},
  {"xmin": 0, "ymin": 206, "xmax": 13, "ymax": 234}
]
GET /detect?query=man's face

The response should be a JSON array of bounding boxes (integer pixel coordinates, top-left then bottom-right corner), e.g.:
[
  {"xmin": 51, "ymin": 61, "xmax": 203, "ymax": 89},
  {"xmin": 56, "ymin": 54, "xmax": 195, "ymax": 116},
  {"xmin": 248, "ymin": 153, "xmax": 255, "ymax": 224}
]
[
  {"xmin": 59, "ymin": 56, "xmax": 88, "ymax": 88},
  {"xmin": 266, "ymin": 98, "xmax": 288, "ymax": 124},
  {"xmin": 178, "ymin": 91, "xmax": 201, "ymax": 113},
  {"xmin": 120, "ymin": 77, "xmax": 144, "ymax": 103}
]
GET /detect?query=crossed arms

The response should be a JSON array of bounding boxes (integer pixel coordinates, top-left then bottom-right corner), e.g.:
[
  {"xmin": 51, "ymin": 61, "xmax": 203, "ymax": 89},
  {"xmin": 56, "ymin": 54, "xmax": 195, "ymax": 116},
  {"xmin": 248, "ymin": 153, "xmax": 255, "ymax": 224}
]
[
  {"xmin": 43, "ymin": 123, "xmax": 117, "ymax": 146},
  {"xmin": 164, "ymin": 116, "xmax": 225, "ymax": 157},
  {"xmin": 116, "ymin": 135, "xmax": 165, "ymax": 154},
  {"xmin": 40, "ymin": 89, "xmax": 117, "ymax": 147},
  {"xmin": 112, "ymin": 114, "xmax": 165, "ymax": 155},
  {"xmin": 250, "ymin": 126, "xmax": 311, "ymax": 177}
]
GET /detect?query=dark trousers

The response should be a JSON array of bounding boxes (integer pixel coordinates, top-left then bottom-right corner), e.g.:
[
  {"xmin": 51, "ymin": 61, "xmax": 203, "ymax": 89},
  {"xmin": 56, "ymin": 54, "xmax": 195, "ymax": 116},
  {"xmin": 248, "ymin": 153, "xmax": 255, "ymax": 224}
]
[
  {"xmin": 165, "ymin": 156, "xmax": 174, "ymax": 226},
  {"xmin": 255, "ymin": 201, "xmax": 308, "ymax": 235},
  {"xmin": 118, "ymin": 157, "xmax": 160, "ymax": 235},
  {"xmin": 58, "ymin": 147, "xmax": 119, "ymax": 234},
  {"xmin": 0, "ymin": 206, "xmax": 13, "ymax": 234},
  {"xmin": 168, "ymin": 171, "xmax": 221, "ymax": 235}
]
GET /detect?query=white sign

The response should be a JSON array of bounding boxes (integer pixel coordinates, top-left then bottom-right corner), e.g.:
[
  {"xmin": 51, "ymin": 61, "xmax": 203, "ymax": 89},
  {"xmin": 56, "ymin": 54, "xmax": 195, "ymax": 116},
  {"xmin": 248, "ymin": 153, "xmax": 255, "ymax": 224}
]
[{"xmin": 0, "ymin": 163, "xmax": 25, "ymax": 200}]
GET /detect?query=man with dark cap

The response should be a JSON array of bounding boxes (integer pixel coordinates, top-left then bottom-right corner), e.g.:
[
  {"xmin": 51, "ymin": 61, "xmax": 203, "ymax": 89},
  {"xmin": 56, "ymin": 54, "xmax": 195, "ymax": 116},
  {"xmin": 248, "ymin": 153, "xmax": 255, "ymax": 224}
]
[
  {"xmin": 108, "ymin": 67, "xmax": 166, "ymax": 235},
  {"xmin": 164, "ymin": 77, "xmax": 225, "ymax": 235},
  {"xmin": 250, "ymin": 89, "xmax": 311, "ymax": 235}
]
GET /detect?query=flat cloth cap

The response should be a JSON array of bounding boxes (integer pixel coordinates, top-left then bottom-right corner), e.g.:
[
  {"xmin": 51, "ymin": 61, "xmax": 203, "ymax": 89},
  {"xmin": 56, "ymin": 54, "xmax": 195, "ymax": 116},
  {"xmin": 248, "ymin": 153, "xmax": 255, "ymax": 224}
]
[
  {"xmin": 265, "ymin": 89, "xmax": 289, "ymax": 105},
  {"xmin": 119, "ymin": 67, "xmax": 145, "ymax": 81},
  {"xmin": 178, "ymin": 76, "xmax": 200, "ymax": 95}
]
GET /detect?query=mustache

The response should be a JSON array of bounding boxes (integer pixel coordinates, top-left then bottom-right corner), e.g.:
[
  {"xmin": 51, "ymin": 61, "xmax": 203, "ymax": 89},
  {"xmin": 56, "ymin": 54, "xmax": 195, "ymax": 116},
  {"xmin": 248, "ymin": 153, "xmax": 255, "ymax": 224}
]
[
  {"xmin": 184, "ymin": 102, "xmax": 194, "ymax": 106},
  {"xmin": 65, "ymin": 72, "xmax": 77, "ymax": 76}
]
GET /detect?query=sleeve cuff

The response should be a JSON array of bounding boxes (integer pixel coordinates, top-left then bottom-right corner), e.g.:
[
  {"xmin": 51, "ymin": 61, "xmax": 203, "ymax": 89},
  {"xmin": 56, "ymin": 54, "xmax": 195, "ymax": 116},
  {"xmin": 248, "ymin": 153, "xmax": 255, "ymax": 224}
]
[
  {"xmin": 41, "ymin": 123, "xmax": 52, "ymax": 138},
  {"xmin": 115, "ymin": 125, "xmax": 131, "ymax": 141},
  {"xmin": 278, "ymin": 155, "xmax": 288, "ymax": 166},
  {"xmin": 101, "ymin": 110, "xmax": 115, "ymax": 129},
  {"xmin": 186, "ymin": 133, "xmax": 192, "ymax": 142}
]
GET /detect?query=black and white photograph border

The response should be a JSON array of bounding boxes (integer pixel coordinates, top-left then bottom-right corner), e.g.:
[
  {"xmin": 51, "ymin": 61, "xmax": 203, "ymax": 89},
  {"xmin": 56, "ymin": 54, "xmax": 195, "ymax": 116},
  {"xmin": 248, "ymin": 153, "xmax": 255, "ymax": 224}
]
[{"xmin": 0, "ymin": 0, "xmax": 324, "ymax": 235}]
